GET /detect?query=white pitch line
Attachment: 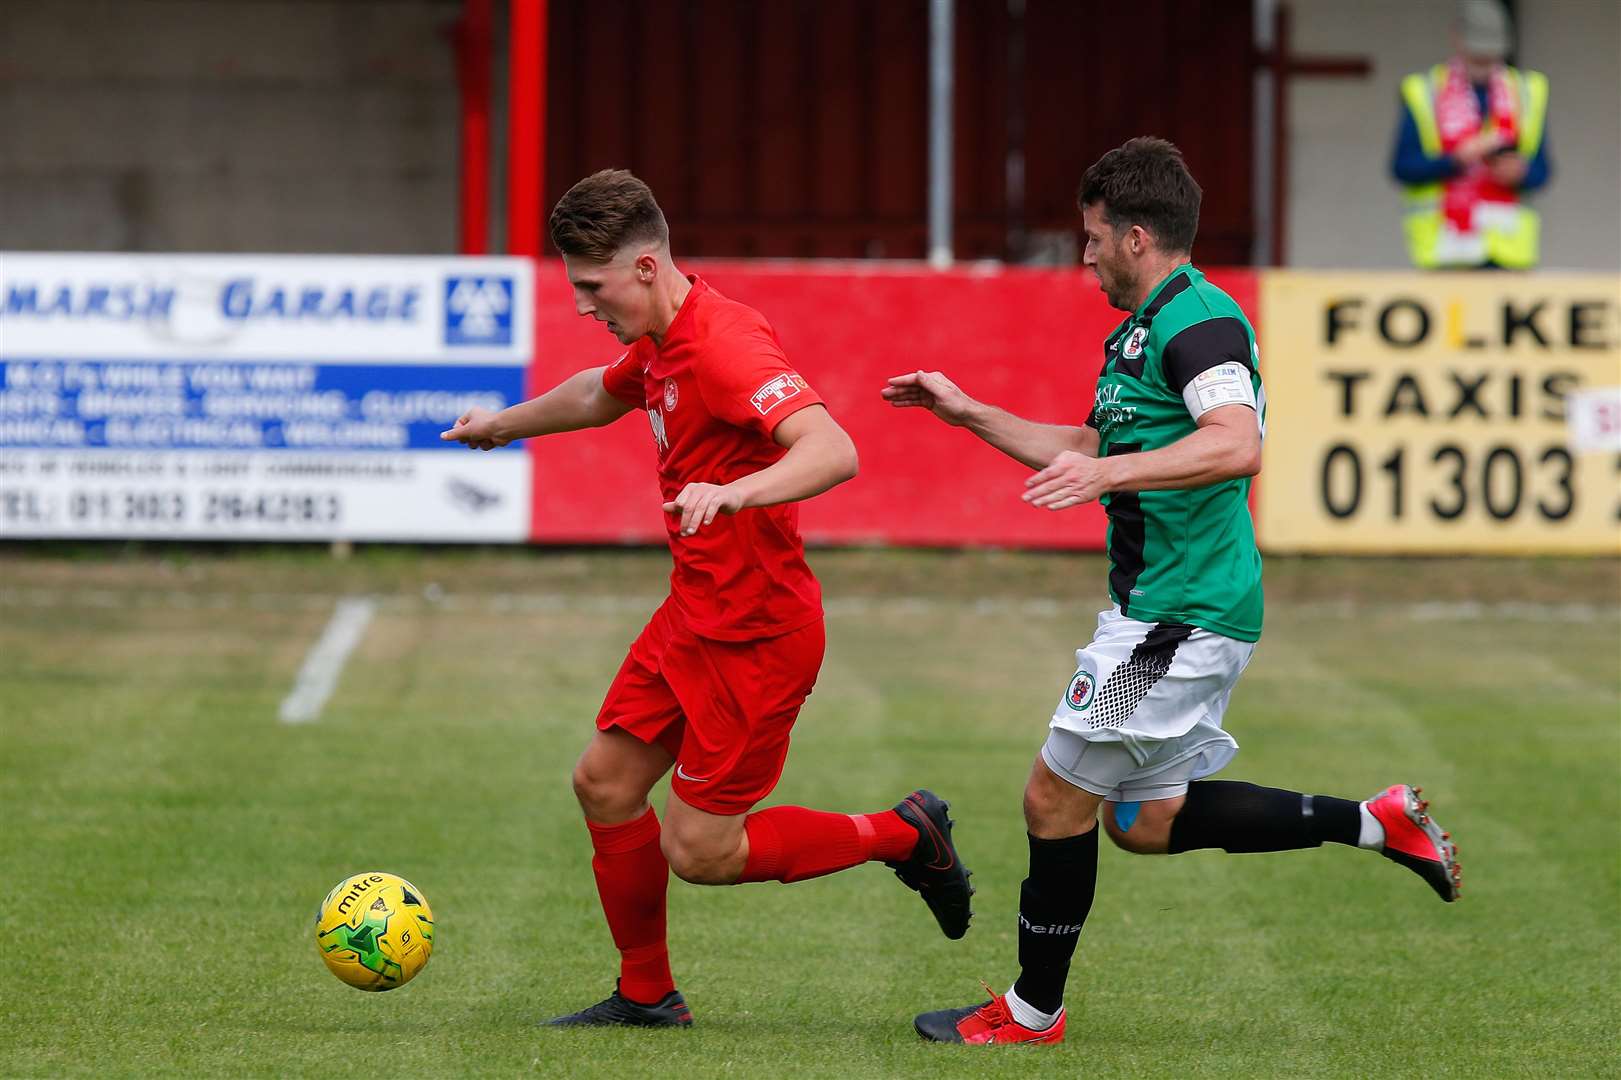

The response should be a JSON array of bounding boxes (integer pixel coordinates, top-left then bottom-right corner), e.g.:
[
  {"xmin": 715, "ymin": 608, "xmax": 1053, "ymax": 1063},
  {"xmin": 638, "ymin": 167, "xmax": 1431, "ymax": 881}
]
[{"xmin": 278, "ymin": 597, "xmax": 377, "ymax": 724}]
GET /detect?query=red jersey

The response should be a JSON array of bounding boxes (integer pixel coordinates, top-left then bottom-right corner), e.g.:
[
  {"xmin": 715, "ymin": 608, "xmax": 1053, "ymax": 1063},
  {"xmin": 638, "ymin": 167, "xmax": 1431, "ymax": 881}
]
[{"xmin": 601, "ymin": 276, "xmax": 825, "ymax": 641}]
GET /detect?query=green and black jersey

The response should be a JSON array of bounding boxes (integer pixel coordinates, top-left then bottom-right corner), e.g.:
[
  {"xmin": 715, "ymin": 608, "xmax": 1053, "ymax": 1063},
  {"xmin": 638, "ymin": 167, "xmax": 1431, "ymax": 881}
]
[{"xmin": 1087, "ymin": 265, "xmax": 1265, "ymax": 641}]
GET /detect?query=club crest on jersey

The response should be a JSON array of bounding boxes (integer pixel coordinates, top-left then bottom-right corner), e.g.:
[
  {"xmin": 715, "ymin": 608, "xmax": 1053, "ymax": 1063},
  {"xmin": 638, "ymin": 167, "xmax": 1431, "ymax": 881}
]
[
  {"xmin": 1121, "ymin": 327, "xmax": 1148, "ymax": 359},
  {"xmin": 751, "ymin": 372, "xmax": 809, "ymax": 416},
  {"xmin": 1065, "ymin": 669, "xmax": 1096, "ymax": 711},
  {"xmin": 663, "ymin": 377, "xmax": 679, "ymax": 412}
]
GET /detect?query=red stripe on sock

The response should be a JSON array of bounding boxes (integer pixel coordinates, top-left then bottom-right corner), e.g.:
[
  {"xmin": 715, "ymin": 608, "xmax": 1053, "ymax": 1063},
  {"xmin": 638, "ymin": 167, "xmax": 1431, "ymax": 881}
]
[
  {"xmin": 856, "ymin": 809, "xmax": 918, "ymax": 862},
  {"xmin": 739, "ymin": 805, "xmax": 912, "ymax": 883}
]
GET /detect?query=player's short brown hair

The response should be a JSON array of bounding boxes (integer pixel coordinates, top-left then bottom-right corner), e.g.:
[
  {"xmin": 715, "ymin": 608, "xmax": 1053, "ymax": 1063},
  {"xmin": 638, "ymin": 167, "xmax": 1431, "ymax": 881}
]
[
  {"xmin": 548, "ymin": 169, "xmax": 669, "ymax": 261},
  {"xmin": 1078, "ymin": 137, "xmax": 1202, "ymax": 255}
]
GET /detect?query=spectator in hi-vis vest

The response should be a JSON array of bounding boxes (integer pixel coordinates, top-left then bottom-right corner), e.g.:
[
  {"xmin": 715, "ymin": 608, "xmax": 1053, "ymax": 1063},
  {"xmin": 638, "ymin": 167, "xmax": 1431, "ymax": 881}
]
[{"xmin": 1390, "ymin": 0, "xmax": 1551, "ymax": 269}]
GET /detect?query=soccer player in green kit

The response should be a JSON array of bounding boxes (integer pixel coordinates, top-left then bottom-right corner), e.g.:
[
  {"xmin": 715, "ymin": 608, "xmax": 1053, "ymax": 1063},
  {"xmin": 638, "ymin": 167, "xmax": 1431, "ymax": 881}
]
[{"xmin": 884, "ymin": 138, "xmax": 1462, "ymax": 1046}]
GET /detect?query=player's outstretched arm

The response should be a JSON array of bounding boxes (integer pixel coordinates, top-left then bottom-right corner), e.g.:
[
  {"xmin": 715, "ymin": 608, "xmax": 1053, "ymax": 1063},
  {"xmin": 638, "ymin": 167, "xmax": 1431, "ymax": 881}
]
[
  {"xmin": 440, "ymin": 366, "xmax": 634, "ymax": 450},
  {"xmin": 662, "ymin": 405, "xmax": 858, "ymax": 536},
  {"xmin": 882, "ymin": 369, "xmax": 1095, "ymax": 470},
  {"xmin": 1024, "ymin": 403, "xmax": 1260, "ymax": 511}
]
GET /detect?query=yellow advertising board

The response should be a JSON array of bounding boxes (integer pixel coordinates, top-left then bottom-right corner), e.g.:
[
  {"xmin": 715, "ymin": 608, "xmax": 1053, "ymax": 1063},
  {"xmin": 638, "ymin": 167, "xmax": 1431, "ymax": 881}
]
[{"xmin": 1259, "ymin": 272, "xmax": 1621, "ymax": 554}]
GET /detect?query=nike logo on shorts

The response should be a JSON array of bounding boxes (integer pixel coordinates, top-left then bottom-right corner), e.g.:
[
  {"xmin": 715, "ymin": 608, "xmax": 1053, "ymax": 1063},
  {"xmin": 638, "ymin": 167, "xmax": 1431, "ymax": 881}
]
[{"xmin": 674, "ymin": 764, "xmax": 711, "ymax": 783}]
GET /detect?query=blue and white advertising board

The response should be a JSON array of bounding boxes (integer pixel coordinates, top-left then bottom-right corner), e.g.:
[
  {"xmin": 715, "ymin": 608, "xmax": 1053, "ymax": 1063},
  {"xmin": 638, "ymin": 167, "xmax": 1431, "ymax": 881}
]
[{"xmin": 0, "ymin": 254, "xmax": 533, "ymax": 540}]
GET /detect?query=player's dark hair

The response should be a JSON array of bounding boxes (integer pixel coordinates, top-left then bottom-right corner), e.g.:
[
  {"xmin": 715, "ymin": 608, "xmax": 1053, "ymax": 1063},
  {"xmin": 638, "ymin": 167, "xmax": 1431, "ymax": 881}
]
[
  {"xmin": 548, "ymin": 169, "xmax": 670, "ymax": 261},
  {"xmin": 1078, "ymin": 137, "xmax": 1202, "ymax": 255}
]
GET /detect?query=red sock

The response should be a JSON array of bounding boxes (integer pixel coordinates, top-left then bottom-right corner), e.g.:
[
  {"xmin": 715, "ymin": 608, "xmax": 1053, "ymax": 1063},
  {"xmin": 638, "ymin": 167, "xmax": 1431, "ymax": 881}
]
[
  {"xmin": 738, "ymin": 806, "xmax": 918, "ymax": 883},
  {"xmin": 586, "ymin": 806, "xmax": 674, "ymax": 1004}
]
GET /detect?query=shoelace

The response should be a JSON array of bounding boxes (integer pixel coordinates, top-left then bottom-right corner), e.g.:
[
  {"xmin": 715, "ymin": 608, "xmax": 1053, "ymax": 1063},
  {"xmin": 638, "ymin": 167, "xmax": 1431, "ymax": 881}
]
[
  {"xmin": 581, "ymin": 996, "xmax": 633, "ymax": 1022},
  {"xmin": 973, "ymin": 980, "xmax": 1014, "ymax": 1028}
]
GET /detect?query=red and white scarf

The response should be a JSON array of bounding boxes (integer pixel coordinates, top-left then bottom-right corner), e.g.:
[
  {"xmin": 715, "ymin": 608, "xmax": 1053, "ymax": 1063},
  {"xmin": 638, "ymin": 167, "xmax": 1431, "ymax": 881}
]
[{"xmin": 1435, "ymin": 60, "xmax": 1521, "ymax": 228}]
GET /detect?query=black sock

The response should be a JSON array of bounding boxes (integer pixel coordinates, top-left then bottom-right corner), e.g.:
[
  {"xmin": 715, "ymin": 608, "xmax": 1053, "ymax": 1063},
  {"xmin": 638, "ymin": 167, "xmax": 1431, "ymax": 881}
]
[
  {"xmin": 1167, "ymin": 780, "xmax": 1362, "ymax": 854},
  {"xmin": 1011, "ymin": 828, "xmax": 1097, "ymax": 1017}
]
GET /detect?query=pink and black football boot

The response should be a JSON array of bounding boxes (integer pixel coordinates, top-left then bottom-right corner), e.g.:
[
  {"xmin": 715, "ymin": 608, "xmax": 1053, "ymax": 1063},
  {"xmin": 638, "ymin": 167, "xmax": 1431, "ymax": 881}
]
[
  {"xmin": 1366, "ymin": 784, "xmax": 1461, "ymax": 902},
  {"xmin": 914, "ymin": 983, "xmax": 1065, "ymax": 1045}
]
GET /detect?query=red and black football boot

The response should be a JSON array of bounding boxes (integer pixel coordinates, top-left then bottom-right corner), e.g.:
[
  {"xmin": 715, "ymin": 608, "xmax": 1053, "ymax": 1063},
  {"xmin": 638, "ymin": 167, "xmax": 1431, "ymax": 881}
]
[
  {"xmin": 914, "ymin": 983, "xmax": 1065, "ymax": 1044},
  {"xmin": 1366, "ymin": 783, "xmax": 1461, "ymax": 902},
  {"xmin": 887, "ymin": 789, "xmax": 974, "ymax": 939},
  {"xmin": 545, "ymin": 982, "xmax": 693, "ymax": 1028}
]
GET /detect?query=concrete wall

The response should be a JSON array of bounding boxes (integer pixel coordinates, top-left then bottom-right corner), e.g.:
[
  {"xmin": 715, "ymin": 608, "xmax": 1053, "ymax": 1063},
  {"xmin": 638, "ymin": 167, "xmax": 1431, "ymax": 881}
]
[
  {"xmin": 1281, "ymin": 0, "xmax": 1621, "ymax": 270},
  {"xmin": 4, "ymin": 0, "xmax": 1613, "ymax": 267},
  {"xmin": 1516, "ymin": 0, "xmax": 1621, "ymax": 271},
  {"xmin": 0, "ymin": 0, "xmax": 461, "ymax": 254}
]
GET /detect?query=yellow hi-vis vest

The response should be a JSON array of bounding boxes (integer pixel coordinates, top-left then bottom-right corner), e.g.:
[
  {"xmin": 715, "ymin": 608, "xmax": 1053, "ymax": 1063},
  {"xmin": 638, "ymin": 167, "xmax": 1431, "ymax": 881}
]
[{"xmin": 1399, "ymin": 64, "xmax": 1549, "ymax": 269}]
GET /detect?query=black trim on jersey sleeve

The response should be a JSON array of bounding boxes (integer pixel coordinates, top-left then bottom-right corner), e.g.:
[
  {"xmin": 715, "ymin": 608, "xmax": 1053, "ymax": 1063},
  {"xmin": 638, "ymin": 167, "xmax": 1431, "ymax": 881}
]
[
  {"xmin": 1085, "ymin": 407, "xmax": 1100, "ymax": 430},
  {"xmin": 1161, "ymin": 317, "xmax": 1253, "ymax": 396}
]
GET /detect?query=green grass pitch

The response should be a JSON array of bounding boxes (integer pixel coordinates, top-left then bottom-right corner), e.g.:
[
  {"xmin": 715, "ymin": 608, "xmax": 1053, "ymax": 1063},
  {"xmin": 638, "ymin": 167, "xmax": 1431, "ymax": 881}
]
[{"xmin": 2, "ymin": 548, "xmax": 1616, "ymax": 1078}]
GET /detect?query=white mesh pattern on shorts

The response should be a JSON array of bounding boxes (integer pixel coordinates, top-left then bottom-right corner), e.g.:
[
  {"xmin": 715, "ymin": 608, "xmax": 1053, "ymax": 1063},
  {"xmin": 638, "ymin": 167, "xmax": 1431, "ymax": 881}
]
[{"xmin": 1087, "ymin": 628, "xmax": 1189, "ymax": 729}]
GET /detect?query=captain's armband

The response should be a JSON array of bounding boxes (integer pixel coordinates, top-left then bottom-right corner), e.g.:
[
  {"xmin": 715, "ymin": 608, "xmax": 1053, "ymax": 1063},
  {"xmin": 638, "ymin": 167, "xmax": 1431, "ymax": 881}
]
[{"xmin": 1181, "ymin": 362, "xmax": 1256, "ymax": 421}]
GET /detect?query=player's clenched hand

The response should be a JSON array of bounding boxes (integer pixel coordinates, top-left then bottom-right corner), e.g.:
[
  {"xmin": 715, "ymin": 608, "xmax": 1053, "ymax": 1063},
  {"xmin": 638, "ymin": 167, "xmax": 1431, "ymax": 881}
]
[
  {"xmin": 440, "ymin": 406, "xmax": 509, "ymax": 451},
  {"xmin": 1023, "ymin": 450, "xmax": 1109, "ymax": 510},
  {"xmin": 663, "ymin": 482, "xmax": 745, "ymax": 536},
  {"xmin": 881, "ymin": 370, "xmax": 978, "ymax": 426}
]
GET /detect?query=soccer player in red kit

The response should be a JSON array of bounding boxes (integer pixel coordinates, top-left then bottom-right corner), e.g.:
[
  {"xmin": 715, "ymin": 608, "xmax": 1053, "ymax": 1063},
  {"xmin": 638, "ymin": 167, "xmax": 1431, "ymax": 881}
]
[{"xmin": 442, "ymin": 169, "xmax": 973, "ymax": 1027}]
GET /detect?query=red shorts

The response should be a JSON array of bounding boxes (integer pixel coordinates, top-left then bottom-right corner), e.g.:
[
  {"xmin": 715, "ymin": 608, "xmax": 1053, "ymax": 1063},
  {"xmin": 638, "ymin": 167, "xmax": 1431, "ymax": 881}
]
[{"xmin": 596, "ymin": 599, "xmax": 826, "ymax": 816}]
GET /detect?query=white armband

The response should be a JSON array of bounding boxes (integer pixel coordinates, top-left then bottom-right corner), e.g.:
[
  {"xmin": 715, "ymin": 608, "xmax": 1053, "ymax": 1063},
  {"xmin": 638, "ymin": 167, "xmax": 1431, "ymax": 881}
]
[{"xmin": 1181, "ymin": 362, "xmax": 1257, "ymax": 421}]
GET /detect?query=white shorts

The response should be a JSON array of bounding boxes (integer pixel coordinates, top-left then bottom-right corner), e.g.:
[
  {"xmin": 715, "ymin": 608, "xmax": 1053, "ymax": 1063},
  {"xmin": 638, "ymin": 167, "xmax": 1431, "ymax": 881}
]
[{"xmin": 1041, "ymin": 606, "xmax": 1255, "ymax": 802}]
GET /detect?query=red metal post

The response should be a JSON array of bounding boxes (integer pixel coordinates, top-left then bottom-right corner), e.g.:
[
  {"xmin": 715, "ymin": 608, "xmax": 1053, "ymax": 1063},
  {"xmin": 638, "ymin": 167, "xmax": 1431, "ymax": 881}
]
[
  {"xmin": 1256, "ymin": 3, "xmax": 1367, "ymax": 267},
  {"xmin": 507, "ymin": 0, "xmax": 547, "ymax": 256},
  {"xmin": 455, "ymin": 0, "xmax": 492, "ymax": 255},
  {"xmin": 1269, "ymin": 3, "xmax": 1289, "ymax": 268}
]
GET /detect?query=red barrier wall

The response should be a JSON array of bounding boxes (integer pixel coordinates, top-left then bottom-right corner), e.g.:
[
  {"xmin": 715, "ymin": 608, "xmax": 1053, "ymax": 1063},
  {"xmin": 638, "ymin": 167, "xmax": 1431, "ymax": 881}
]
[{"xmin": 528, "ymin": 259, "xmax": 1258, "ymax": 548}]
